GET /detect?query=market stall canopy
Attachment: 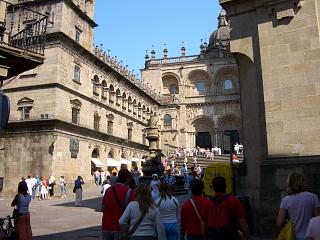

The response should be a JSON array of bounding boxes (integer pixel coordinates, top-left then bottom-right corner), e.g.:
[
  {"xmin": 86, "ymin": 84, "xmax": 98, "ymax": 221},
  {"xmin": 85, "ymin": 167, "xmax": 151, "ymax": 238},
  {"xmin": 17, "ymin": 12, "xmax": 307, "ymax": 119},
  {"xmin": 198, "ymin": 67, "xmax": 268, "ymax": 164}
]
[
  {"xmin": 107, "ymin": 158, "xmax": 121, "ymax": 167},
  {"xmin": 120, "ymin": 158, "xmax": 131, "ymax": 164},
  {"xmin": 91, "ymin": 158, "xmax": 104, "ymax": 167},
  {"xmin": 132, "ymin": 157, "xmax": 145, "ymax": 162}
]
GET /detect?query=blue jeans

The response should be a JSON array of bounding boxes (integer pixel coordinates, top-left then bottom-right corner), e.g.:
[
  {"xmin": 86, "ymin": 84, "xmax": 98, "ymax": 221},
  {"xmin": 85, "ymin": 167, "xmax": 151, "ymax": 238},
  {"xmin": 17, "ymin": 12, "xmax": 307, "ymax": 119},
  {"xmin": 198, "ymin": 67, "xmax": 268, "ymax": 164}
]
[
  {"xmin": 163, "ymin": 222, "xmax": 180, "ymax": 240},
  {"xmin": 187, "ymin": 235, "xmax": 203, "ymax": 240}
]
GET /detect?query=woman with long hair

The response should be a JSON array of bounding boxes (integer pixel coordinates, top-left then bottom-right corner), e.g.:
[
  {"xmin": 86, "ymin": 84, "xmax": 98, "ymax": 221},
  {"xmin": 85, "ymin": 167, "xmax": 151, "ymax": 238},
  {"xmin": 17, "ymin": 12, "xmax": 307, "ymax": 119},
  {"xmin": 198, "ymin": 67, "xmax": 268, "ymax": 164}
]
[
  {"xmin": 277, "ymin": 172, "xmax": 320, "ymax": 240},
  {"xmin": 155, "ymin": 183, "xmax": 180, "ymax": 240},
  {"xmin": 119, "ymin": 183, "xmax": 166, "ymax": 240},
  {"xmin": 11, "ymin": 180, "xmax": 32, "ymax": 240}
]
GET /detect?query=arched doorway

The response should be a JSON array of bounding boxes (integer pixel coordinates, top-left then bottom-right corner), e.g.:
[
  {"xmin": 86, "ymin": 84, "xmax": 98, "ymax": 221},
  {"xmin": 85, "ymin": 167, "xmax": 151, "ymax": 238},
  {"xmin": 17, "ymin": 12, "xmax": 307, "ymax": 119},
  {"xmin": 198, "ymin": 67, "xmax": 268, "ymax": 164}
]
[
  {"xmin": 91, "ymin": 148, "xmax": 104, "ymax": 175},
  {"xmin": 193, "ymin": 117, "xmax": 214, "ymax": 149},
  {"xmin": 218, "ymin": 115, "xmax": 241, "ymax": 154}
]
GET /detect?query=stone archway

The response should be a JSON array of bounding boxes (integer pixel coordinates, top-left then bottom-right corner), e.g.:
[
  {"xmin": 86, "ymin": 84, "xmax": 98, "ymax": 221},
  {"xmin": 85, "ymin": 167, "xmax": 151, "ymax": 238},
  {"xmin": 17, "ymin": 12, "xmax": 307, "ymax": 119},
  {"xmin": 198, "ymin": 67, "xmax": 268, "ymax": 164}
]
[
  {"xmin": 91, "ymin": 148, "xmax": 103, "ymax": 175},
  {"xmin": 192, "ymin": 116, "xmax": 215, "ymax": 149}
]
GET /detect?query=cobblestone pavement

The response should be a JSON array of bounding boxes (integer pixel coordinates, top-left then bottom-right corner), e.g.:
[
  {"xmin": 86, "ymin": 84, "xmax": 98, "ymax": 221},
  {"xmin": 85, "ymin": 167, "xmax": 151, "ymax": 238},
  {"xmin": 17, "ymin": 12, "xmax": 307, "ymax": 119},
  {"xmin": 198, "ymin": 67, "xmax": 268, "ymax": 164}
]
[{"xmin": 0, "ymin": 184, "xmax": 271, "ymax": 240}]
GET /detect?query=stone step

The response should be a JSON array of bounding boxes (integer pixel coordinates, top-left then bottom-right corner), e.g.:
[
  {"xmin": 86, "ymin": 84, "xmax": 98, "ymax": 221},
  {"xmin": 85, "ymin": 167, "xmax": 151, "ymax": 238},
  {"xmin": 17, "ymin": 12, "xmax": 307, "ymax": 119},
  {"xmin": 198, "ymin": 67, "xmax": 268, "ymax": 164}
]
[{"xmin": 172, "ymin": 155, "xmax": 244, "ymax": 169}]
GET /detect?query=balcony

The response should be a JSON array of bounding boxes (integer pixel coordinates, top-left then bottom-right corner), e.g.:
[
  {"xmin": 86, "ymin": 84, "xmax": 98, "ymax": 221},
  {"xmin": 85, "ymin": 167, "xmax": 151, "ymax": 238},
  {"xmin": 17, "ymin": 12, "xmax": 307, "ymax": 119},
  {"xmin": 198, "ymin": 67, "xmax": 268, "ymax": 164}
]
[
  {"xmin": 0, "ymin": 0, "xmax": 48, "ymax": 82},
  {"xmin": 145, "ymin": 49, "xmax": 234, "ymax": 68}
]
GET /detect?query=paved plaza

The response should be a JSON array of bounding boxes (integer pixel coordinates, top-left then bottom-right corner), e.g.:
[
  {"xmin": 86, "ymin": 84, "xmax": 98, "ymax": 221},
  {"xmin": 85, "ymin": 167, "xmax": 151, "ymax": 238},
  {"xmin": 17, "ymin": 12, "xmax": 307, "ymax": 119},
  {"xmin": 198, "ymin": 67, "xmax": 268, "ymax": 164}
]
[{"xmin": 0, "ymin": 184, "xmax": 271, "ymax": 240}]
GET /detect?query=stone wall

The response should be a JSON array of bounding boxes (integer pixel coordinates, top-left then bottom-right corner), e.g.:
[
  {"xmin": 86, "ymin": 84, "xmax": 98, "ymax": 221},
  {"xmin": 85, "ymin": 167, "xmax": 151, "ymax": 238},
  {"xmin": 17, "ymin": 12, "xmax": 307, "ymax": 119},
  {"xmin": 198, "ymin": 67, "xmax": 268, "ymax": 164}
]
[{"xmin": 220, "ymin": 0, "xmax": 320, "ymax": 236}]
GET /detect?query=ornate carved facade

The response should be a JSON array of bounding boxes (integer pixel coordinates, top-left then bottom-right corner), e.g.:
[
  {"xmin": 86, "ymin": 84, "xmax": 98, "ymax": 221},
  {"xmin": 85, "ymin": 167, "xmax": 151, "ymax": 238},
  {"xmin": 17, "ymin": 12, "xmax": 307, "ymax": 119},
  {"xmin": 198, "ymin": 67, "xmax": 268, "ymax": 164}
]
[{"xmin": 141, "ymin": 10, "xmax": 242, "ymax": 155}]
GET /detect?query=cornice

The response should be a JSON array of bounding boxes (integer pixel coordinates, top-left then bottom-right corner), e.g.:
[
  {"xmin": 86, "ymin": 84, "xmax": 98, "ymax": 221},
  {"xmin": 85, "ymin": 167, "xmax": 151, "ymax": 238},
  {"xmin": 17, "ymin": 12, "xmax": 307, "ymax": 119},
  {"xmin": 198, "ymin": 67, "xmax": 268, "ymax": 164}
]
[
  {"xmin": 45, "ymin": 32, "xmax": 160, "ymax": 106},
  {"xmin": 220, "ymin": 0, "xmax": 303, "ymax": 17}
]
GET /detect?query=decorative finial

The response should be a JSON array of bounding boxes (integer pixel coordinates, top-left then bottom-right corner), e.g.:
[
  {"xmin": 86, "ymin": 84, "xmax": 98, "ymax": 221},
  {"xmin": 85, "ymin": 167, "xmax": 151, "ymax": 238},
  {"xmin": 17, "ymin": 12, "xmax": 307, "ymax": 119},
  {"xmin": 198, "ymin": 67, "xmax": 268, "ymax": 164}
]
[
  {"xmin": 163, "ymin": 44, "xmax": 168, "ymax": 59},
  {"xmin": 200, "ymin": 39, "xmax": 204, "ymax": 52},
  {"xmin": 181, "ymin": 41, "xmax": 186, "ymax": 56},
  {"xmin": 151, "ymin": 45, "xmax": 156, "ymax": 59},
  {"xmin": 145, "ymin": 49, "xmax": 149, "ymax": 62}
]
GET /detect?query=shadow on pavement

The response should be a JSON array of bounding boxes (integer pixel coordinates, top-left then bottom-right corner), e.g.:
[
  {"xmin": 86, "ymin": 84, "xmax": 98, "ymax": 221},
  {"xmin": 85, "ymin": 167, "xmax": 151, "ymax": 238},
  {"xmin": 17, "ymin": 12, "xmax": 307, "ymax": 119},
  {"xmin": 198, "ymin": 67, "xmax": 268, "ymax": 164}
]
[
  {"xmin": 53, "ymin": 197, "xmax": 103, "ymax": 212},
  {"xmin": 33, "ymin": 225, "xmax": 101, "ymax": 240}
]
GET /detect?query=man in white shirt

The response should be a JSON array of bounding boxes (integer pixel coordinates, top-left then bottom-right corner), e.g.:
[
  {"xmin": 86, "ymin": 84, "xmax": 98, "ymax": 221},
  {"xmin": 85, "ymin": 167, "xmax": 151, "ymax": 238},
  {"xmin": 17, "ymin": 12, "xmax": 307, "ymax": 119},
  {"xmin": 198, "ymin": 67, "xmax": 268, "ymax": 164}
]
[{"xmin": 25, "ymin": 175, "xmax": 33, "ymax": 196}]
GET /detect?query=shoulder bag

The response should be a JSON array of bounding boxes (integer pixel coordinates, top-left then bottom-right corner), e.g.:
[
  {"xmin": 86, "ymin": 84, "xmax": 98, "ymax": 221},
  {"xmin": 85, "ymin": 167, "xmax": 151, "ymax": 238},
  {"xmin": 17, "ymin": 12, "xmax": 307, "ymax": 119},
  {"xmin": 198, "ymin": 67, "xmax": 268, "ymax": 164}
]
[
  {"xmin": 277, "ymin": 219, "xmax": 295, "ymax": 240},
  {"xmin": 124, "ymin": 210, "xmax": 147, "ymax": 240},
  {"xmin": 12, "ymin": 195, "xmax": 20, "ymax": 220}
]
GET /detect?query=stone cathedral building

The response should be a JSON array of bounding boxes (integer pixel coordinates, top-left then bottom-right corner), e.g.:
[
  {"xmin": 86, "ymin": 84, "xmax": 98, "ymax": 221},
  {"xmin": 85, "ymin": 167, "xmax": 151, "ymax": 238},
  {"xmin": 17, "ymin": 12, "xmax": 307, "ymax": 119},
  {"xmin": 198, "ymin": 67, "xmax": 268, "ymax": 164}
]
[
  {"xmin": 142, "ymin": 10, "xmax": 241, "ymax": 155},
  {"xmin": 0, "ymin": 0, "xmax": 239, "ymax": 194}
]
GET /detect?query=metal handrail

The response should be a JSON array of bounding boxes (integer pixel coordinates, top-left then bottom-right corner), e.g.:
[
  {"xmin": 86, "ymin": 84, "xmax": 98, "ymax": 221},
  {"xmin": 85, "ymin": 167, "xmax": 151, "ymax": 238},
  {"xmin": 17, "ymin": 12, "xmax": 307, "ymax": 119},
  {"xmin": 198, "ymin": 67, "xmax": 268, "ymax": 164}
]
[{"xmin": 0, "ymin": 0, "xmax": 48, "ymax": 55}]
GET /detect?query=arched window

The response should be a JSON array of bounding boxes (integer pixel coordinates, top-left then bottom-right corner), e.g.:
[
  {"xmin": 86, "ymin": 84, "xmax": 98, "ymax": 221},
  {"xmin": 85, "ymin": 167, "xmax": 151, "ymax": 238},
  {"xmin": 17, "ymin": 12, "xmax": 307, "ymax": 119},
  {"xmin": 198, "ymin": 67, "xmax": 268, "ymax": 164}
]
[
  {"xmin": 92, "ymin": 149, "xmax": 99, "ymax": 158},
  {"xmin": 92, "ymin": 75, "xmax": 99, "ymax": 95},
  {"xmin": 108, "ymin": 151, "xmax": 113, "ymax": 158},
  {"xmin": 109, "ymin": 84, "xmax": 114, "ymax": 103},
  {"xmin": 169, "ymin": 84, "xmax": 177, "ymax": 94},
  {"xmin": 164, "ymin": 114, "xmax": 172, "ymax": 126},
  {"xmin": 224, "ymin": 80, "xmax": 233, "ymax": 90},
  {"xmin": 195, "ymin": 81, "xmax": 205, "ymax": 94},
  {"xmin": 101, "ymin": 81, "xmax": 107, "ymax": 98},
  {"xmin": 116, "ymin": 89, "xmax": 121, "ymax": 105},
  {"xmin": 122, "ymin": 92, "xmax": 127, "ymax": 109}
]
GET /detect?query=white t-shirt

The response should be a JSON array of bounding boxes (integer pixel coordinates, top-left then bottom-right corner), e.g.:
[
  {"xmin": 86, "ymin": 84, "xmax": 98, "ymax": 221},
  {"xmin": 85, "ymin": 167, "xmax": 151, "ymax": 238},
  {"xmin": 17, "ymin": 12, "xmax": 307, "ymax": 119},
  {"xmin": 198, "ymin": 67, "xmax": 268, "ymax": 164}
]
[
  {"xmin": 155, "ymin": 196, "xmax": 179, "ymax": 224},
  {"xmin": 102, "ymin": 183, "xmax": 111, "ymax": 196},
  {"xmin": 280, "ymin": 191, "xmax": 320, "ymax": 238},
  {"xmin": 60, "ymin": 177, "xmax": 65, "ymax": 187},
  {"xmin": 119, "ymin": 201, "xmax": 166, "ymax": 239},
  {"xmin": 306, "ymin": 216, "xmax": 320, "ymax": 239},
  {"xmin": 25, "ymin": 178, "xmax": 33, "ymax": 195}
]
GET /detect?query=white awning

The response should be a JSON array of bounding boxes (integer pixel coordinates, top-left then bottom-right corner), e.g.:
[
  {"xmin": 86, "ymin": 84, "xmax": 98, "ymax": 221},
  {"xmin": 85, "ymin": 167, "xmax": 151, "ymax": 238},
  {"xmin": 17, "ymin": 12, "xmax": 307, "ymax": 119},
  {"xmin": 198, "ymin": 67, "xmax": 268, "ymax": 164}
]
[
  {"xmin": 107, "ymin": 158, "xmax": 121, "ymax": 167},
  {"xmin": 132, "ymin": 157, "xmax": 145, "ymax": 162},
  {"xmin": 91, "ymin": 158, "xmax": 104, "ymax": 167},
  {"xmin": 120, "ymin": 158, "xmax": 131, "ymax": 164}
]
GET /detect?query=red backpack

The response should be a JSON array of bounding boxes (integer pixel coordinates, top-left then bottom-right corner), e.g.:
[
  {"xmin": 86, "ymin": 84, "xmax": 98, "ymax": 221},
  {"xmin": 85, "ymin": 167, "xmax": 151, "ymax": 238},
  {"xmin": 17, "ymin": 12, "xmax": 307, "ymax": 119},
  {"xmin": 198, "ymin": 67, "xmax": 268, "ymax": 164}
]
[
  {"xmin": 208, "ymin": 194, "xmax": 230, "ymax": 227},
  {"xmin": 207, "ymin": 194, "xmax": 239, "ymax": 240}
]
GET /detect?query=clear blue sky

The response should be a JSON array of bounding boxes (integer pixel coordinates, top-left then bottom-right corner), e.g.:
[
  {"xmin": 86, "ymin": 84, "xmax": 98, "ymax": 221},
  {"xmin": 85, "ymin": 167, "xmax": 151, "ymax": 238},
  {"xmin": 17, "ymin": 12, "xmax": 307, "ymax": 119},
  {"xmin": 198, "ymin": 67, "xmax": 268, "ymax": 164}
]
[{"xmin": 93, "ymin": 1, "xmax": 221, "ymax": 77}]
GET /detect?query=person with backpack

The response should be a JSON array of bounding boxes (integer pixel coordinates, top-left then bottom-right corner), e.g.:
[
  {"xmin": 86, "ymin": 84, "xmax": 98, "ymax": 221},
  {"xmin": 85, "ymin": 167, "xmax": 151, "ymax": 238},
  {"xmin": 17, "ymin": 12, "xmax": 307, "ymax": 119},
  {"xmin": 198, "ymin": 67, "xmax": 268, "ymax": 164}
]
[
  {"xmin": 102, "ymin": 169, "xmax": 134, "ymax": 240},
  {"xmin": 201, "ymin": 176, "xmax": 250, "ymax": 240},
  {"xmin": 74, "ymin": 176, "xmax": 84, "ymax": 207},
  {"xmin": 155, "ymin": 183, "xmax": 180, "ymax": 240},
  {"xmin": 180, "ymin": 179, "xmax": 210, "ymax": 240},
  {"xmin": 119, "ymin": 183, "xmax": 166, "ymax": 240}
]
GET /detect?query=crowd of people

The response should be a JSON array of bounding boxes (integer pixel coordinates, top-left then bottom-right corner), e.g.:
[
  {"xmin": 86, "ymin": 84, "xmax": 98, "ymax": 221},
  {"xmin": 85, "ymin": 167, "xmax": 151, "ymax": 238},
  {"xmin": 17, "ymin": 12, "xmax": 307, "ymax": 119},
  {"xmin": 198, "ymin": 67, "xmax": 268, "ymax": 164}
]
[
  {"xmin": 21, "ymin": 174, "xmax": 67, "ymax": 201},
  {"xmin": 100, "ymin": 170, "xmax": 320, "ymax": 240},
  {"xmin": 174, "ymin": 143, "xmax": 244, "ymax": 161},
  {"xmin": 9, "ymin": 169, "xmax": 320, "ymax": 240}
]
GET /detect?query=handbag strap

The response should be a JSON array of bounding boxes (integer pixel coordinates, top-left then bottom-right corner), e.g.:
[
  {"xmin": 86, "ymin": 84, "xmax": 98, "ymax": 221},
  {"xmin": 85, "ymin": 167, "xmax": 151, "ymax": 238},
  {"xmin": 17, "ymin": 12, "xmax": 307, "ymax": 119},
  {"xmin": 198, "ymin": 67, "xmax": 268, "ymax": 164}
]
[
  {"xmin": 190, "ymin": 199, "xmax": 201, "ymax": 221},
  {"xmin": 128, "ymin": 210, "xmax": 147, "ymax": 237}
]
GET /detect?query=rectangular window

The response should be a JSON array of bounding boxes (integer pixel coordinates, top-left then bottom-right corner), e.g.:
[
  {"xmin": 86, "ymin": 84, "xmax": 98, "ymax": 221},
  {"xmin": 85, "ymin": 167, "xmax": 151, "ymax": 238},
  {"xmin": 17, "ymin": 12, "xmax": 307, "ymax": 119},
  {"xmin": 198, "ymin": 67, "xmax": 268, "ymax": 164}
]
[
  {"xmin": 107, "ymin": 121, "xmax": 113, "ymax": 135},
  {"xmin": 72, "ymin": 108, "xmax": 80, "ymax": 124},
  {"xmin": 73, "ymin": 65, "xmax": 81, "ymax": 82},
  {"xmin": 20, "ymin": 107, "xmax": 31, "ymax": 120},
  {"xmin": 128, "ymin": 129, "xmax": 132, "ymax": 141},
  {"xmin": 94, "ymin": 114, "xmax": 100, "ymax": 131},
  {"xmin": 75, "ymin": 29, "xmax": 81, "ymax": 44}
]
